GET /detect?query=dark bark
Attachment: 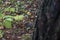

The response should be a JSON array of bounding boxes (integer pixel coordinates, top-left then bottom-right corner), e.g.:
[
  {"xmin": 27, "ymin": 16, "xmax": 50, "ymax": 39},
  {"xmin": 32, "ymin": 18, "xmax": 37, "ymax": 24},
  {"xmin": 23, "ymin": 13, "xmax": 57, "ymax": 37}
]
[{"xmin": 33, "ymin": 0, "xmax": 60, "ymax": 40}]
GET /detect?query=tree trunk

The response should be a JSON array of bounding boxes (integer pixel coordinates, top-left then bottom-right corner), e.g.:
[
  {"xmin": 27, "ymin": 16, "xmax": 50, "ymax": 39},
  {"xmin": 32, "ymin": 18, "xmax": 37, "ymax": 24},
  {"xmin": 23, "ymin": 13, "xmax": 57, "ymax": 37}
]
[{"xmin": 32, "ymin": 0, "xmax": 60, "ymax": 40}]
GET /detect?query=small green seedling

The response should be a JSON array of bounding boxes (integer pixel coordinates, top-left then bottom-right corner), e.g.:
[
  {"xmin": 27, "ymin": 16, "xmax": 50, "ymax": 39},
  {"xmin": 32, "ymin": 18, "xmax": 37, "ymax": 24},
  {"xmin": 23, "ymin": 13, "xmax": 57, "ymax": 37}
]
[
  {"xmin": 10, "ymin": 8, "xmax": 15, "ymax": 12},
  {"xmin": 3, "ymin": 15, "xmax": 12, "ymax": 19},
  {"xmin": 4, "ymin": 8, "xmax": 10, "ymax": 12},
  {"xmin": 14, "ymin": 15, "xmax": 24, "ymax": 21},
  {"xmin": 0, "ymin": 14, "xmax": 24, "ymax": 29},
  {"xmin": 3, "ymin": 18, "xmax": 13, "ymax": 29}
]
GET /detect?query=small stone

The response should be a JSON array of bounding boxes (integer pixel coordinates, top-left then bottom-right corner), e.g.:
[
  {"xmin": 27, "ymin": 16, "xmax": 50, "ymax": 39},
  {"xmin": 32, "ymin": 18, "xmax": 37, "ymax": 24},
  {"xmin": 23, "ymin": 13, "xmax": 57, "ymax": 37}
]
[{"xmin": 17, "ymin": 36, "xmax": 21, "ymax": 39}]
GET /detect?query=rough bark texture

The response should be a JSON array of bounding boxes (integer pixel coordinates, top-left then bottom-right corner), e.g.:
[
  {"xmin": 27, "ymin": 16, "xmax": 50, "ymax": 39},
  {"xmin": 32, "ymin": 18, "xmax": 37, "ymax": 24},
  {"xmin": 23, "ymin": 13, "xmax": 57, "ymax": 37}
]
[{"xmin": 32, "ymin": 0, "xmax": 60, "ymax": 40}]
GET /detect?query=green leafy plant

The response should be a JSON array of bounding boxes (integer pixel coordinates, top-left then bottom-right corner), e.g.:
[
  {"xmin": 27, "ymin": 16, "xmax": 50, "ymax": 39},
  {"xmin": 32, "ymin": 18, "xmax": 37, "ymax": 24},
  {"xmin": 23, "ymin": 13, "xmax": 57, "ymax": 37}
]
[
  {"xmin": 4, "ymin": 7, "xmax": 10, "ymax": 12},
  {"xmin": 14, "ymin": 15, "xmax": 24, "ymax": 21},
  {"xmin": 2, "ymin": 15, "xmax": 24, "ymax": 29},
  {"xmin": 10, "ymin": 8, "xmax": 15, "ymax": 12},
  {"xmin": 3, "ymin": 18, "xmax": 12, "ymax": 29}
]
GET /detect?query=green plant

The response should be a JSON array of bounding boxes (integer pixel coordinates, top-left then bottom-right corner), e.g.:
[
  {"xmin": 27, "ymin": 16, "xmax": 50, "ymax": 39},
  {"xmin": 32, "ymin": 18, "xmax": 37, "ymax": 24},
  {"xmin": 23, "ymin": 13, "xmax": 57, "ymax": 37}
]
[
  {"xmin": 4, "ymin": 7, "xmax": 10, "ymax": 12},
  {"xmin": 14, "ymin": 15, "xmax": 24, "ymax": 21},
  {"xmin": 22, "ymin": 34, "xmax": 32, "ymax": 40},
  {"xmin": 0, "ymin": 30, "xmax": 4, "ymax": 38},
  {"xmin": 3, "ymin": 18, "xmax": 12, "ymax": 29},
  {"xmin": 10, "ymin": 8, "xmax": 15, "ymax": 12},
  {"xmin": 0, "ymin": 10, "xmax": 3, "ymax": 19}
]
